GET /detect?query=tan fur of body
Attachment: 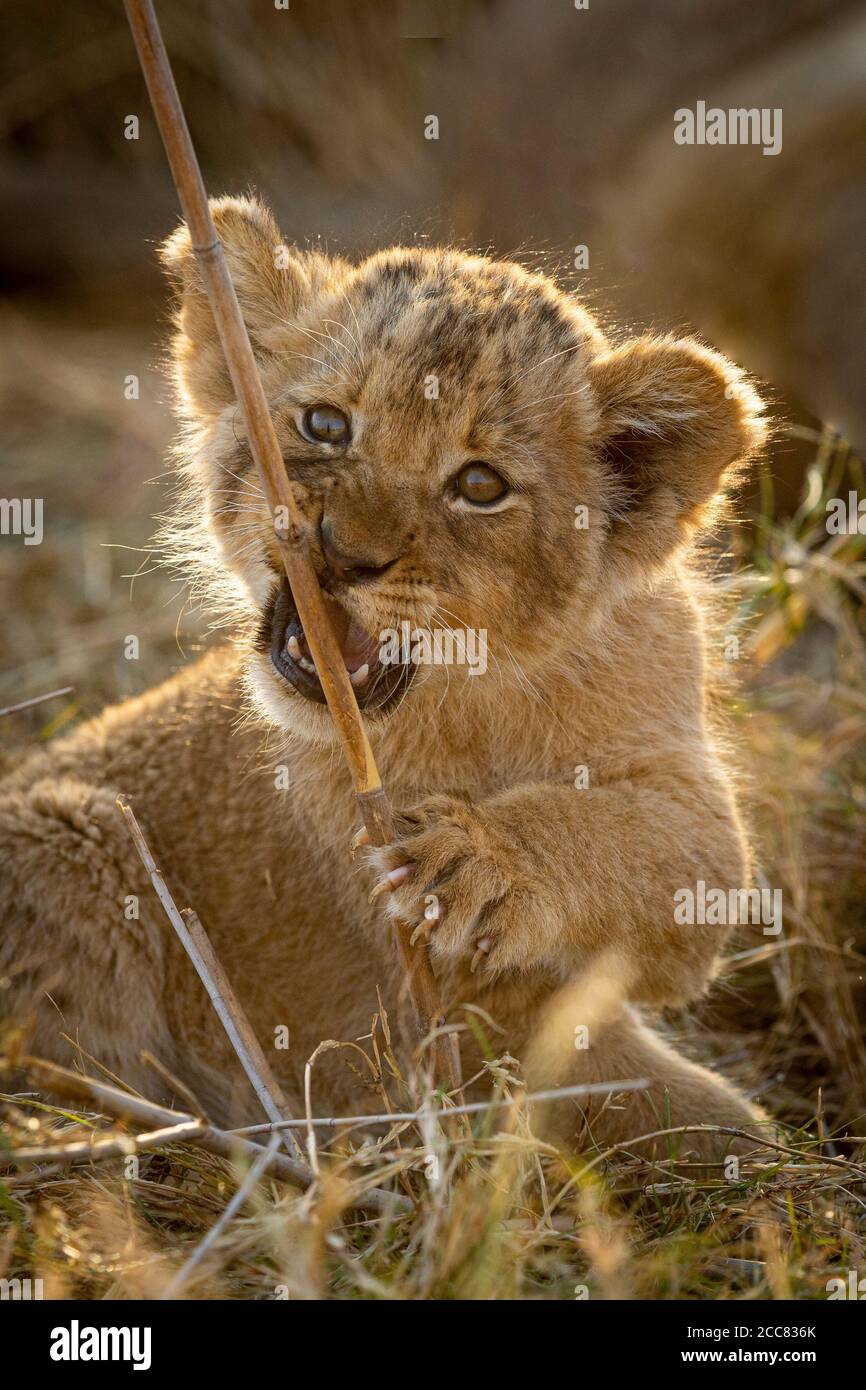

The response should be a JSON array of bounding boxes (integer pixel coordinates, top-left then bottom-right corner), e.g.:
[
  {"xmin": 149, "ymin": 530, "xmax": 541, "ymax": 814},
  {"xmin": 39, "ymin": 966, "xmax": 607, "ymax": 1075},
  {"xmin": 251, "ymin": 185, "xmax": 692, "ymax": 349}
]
[{"xmin": 0, "ymin": 199, "xmax": 771, "ymax": 1157}]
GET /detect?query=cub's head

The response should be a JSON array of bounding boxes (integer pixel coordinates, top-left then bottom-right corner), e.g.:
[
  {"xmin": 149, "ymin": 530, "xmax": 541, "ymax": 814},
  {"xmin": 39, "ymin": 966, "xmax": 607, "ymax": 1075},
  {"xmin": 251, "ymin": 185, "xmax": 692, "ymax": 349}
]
[{"xmin": 161, "ymin": 196, "xmax": 765, "ymax": 741}]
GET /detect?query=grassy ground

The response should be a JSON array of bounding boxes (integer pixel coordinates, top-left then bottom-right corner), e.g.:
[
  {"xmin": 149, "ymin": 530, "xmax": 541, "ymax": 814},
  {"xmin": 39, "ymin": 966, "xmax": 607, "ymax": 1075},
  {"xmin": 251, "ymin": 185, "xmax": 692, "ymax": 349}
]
[{"xmin": 1, "ymin": 313, "xmax": 864, "ymax": 1299}]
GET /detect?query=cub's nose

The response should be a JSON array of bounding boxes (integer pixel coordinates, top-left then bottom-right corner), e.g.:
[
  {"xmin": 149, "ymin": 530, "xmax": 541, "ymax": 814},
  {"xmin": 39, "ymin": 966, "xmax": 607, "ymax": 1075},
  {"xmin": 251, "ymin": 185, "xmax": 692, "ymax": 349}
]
[{"xmin": 320, "ymin": 520, "xmax": 399, "ymax": 585}]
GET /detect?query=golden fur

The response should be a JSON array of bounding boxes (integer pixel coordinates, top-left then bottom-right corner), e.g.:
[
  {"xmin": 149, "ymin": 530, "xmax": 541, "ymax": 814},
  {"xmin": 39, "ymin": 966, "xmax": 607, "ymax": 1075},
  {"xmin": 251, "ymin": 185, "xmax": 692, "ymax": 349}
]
[{"xmin": 0, "ymin": 197, "xmax": 771, "ymax": 1157}]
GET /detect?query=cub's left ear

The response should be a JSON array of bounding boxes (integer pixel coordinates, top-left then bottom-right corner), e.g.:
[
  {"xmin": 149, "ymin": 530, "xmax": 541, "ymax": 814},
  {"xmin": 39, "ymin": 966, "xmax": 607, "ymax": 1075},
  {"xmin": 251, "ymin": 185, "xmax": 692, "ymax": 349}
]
[{"xmin": 587, "ymin": 335, "xmax": 767, "ymax": 573}]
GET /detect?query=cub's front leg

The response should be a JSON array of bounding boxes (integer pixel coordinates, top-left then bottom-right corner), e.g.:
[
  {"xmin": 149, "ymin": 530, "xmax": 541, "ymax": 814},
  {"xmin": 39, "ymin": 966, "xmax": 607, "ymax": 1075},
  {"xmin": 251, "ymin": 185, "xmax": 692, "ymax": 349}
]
[{"xmin": 365, "ymin": 767, "xmax": 748, "ymax": 1008}]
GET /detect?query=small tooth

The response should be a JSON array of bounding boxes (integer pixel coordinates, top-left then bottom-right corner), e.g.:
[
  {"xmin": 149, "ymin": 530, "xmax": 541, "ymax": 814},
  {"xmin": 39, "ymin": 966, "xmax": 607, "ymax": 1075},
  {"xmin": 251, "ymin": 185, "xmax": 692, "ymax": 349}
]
[
  {"xmin": 299, "ymin": 656, "xmax": 316, "ymax": 674},
  {"xmin": 350, "ymin": 663, "xmax": 370, "ymax": 688},
  {"xmin": 287, "ymin": 635, "xmax": 301, "ymax": 659}
]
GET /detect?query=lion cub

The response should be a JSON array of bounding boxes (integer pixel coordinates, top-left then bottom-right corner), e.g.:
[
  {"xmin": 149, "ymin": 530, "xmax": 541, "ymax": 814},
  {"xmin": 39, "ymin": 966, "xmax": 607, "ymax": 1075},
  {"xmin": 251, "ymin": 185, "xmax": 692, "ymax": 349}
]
[{"xmin": 0, "ymin": 198, "xmax": 770, "ymax": 1158}]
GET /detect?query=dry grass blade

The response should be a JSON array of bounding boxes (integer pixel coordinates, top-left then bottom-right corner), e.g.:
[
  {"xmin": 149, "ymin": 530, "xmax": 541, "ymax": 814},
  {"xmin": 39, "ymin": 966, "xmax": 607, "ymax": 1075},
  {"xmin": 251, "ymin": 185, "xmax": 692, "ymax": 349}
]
[
  {"xmin": 3, "ymin": 1118, "xmax": 206, "ymax": 1170},
  {"xmin": 159, "ymin": 1131, "xmax": 283, "ymax": 1299},
  {"xmin": 116, "ymin": 793, "xmax": 303, "ymax": 1162},
  {"xmin": 231, "ymin": 1079, "xmax": 652, "ymax": 1137},
  {"xmin": 577, "ymin": 1124, "xmax": 866, "ymax": 1181},
  {"xmin": 14, "ymin": 1055, "xmax": 408, "ymax": 1217},
  {"xmin": 0, "ymin": 685, "xmax": 74, "ymax": 718}
]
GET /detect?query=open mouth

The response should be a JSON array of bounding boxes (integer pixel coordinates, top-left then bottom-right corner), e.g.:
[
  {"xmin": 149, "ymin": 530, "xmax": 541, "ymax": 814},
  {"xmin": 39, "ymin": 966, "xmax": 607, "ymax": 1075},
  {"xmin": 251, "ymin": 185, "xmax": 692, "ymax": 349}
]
[{"xmin": 264, "ymin": 577, "xmax": 415, "ymax": 713}]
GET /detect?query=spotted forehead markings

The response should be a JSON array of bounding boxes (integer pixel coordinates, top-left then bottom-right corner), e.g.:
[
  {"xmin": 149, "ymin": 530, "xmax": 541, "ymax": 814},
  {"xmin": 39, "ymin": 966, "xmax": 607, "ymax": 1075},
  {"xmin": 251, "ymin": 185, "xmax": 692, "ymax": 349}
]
[
  {"xmin": 354, "ymin": 268, "xmax": 580, "ymax": 401},
  {"xmin": 356, "ymin": 253, "xmax": 574, "ymax": 329}
]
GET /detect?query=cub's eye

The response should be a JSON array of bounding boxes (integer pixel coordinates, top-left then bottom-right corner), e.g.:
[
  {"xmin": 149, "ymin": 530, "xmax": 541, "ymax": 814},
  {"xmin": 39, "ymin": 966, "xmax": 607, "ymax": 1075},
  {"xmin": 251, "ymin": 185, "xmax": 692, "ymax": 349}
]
[
  {"xmin": 455, "ymin": 462, "xmax": 508, "ymax": 506},
  {"xmin": 300, "ymin": 403, "xmax": 350, "ymax": 445}
]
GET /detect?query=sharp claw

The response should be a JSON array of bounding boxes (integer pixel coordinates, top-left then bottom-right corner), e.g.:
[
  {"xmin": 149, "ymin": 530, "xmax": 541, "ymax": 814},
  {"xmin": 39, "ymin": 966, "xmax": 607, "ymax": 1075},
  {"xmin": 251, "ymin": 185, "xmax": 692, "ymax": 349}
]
[
  {"xmin": 470, "ymin": 937, "xmax": 493, "ymax": 974},
  {"xmin": 351, "ymin": 826, "xmax": 371, "ymax": 852},
  {"xmin": 409, "ymin": 895, "xmax": 442, "ymax": 947},
  {"xmin": 410, "ymin": 920, "xmax": 433, "ymax": 947},
  {"xmin": 368, "ymin": 862, "xmax": 414, "ymax": 903}
]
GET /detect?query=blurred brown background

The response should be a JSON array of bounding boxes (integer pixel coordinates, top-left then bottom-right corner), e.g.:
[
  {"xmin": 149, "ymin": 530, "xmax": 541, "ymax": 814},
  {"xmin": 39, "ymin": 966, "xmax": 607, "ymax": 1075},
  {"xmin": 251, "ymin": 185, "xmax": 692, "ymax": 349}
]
[
  {"xmin": 3, "ymin": 0, "xmax": 865, "ymax": 421},
  {"xmin": 3, "ymin": 0, "xmax": 865, "ymax": 412},
  {"xmin": 1, "ymin": 0, "xmax": 865, "ymax": 1132}
]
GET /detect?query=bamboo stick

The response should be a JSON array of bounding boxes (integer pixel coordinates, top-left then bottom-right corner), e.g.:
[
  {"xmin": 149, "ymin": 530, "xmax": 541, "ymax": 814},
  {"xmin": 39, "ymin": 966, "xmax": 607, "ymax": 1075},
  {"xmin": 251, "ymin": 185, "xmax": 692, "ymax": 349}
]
[{"xmin": 122, "ymin": 0, "xmax": 450, "ymax": 1078}]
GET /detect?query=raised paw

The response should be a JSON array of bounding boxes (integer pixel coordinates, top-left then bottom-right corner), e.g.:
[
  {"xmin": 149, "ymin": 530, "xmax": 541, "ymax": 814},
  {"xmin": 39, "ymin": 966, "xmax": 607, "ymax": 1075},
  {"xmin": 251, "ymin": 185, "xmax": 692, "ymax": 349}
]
[{"xmin": 355, "ymin": 794, "xmax": 557, "ymax": 977}]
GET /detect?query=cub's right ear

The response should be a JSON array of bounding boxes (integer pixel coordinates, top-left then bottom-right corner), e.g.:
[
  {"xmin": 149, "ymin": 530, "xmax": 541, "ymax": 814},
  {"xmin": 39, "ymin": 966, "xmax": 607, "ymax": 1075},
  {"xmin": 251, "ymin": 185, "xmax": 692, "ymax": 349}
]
[{"xmin": 160, "ymin": 195, "xmax": 342, "ymax": 418}]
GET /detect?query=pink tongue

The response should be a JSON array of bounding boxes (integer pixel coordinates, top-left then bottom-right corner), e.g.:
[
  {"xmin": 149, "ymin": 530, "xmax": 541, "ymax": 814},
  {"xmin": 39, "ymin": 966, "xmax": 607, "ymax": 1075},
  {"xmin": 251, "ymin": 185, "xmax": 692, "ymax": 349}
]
[
  {"xmin": 300, "ymin": 597, "xmax": 379, "ymax": 673},
  {"xmin": 341, "ymin": 618, "xmax": 380, "ymax": 672}
]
